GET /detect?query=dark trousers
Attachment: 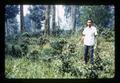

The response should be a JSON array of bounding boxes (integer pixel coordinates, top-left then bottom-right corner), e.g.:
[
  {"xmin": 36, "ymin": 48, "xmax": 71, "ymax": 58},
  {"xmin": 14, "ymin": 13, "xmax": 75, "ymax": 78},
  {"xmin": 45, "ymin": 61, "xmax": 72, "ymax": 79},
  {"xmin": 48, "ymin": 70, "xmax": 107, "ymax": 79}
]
[{"xmin": 84, "ymin": 45, "xmax": 94, "ymax": 64}]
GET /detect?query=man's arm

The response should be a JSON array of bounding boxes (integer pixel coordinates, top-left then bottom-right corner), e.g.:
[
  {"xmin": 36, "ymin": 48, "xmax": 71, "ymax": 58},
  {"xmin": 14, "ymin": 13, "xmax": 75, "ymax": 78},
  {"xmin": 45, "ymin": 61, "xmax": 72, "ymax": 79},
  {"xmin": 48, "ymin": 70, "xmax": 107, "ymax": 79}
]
[
  {"xmin": 94, "ymin": 28, "xmax": 98, "ymax": 49},
  {"xmin": 80, "ymin": 35, "xmax": 85, "ymax": 44},
  {"xmin": 94, "ymin": 27, "xmax": 98, "ymax": 37},
  {"xmin": 80, "ymin": 28, "xmax": 85, "ymax": 44}
]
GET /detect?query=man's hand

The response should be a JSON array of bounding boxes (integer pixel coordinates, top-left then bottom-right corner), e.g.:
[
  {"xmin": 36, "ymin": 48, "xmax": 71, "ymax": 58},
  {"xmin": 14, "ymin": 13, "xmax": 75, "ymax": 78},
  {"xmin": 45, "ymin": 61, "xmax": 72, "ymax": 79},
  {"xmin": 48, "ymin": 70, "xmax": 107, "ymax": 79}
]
[{"xmin": 80, "ymin": 36, "xmax": 84, "ymax": 44}]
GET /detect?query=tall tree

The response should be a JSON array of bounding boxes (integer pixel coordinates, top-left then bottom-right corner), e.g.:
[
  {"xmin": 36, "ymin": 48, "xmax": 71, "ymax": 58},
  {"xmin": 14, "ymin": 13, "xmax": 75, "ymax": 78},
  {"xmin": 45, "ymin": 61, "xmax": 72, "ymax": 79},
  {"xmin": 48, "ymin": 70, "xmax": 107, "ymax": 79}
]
[
  {"xmin": 44, "ymin": 5, "xmax": 51, "ymax": 36},
  {"xmin": 20, "ymin": 5, "xmax": 24, "ymax": 32},
  {"xmin": 64, "ymin": 5, "xmax": 72, "ymax": 30},
  {"xmin": 52, "ymin": 5, "xmax": 56, "ymax": 35},
  {"xmin": 72, "ymin": 5, "xmax": 77, "ymax": 33},
  {"xmin": 56, "ymin": 6, "xmax": 61, "ymax": 31}
]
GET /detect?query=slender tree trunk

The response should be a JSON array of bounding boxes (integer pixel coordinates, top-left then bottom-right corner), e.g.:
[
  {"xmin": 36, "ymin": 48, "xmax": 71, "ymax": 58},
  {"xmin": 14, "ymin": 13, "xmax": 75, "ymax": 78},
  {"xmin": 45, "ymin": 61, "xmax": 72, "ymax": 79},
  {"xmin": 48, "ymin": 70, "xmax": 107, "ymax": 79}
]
[
  {"xmin": 49, "ymin": 5, "xmax": 52, "ymax": 35},
  {"xmin": 34, "ymin": 21, "xmax": 36, "ymax": 32},
  {"xmin": 6, "ymin": 19, "xmax": 10, "ymax": 36},
  {"xmin": 20, "ymin": 5, "xmax": 24, "ymax": 33},
  {"xmin": 44, "ymin": 5, "xmax": 50, "ymax": 36},
  {"xmin": 5, "ymin": 20, "xmax": 8, "ymax": 37},
  {"xmin": 72, "ymin": 5, "xmax": 77, "ymax": 33},
  {"xmin": 48, "ymin": 5, "xmax": 50, "ymax": 35},
  {"xmin": 57, "ymin": 6, "xmax": 60, "ymax": 30},
  {"xmin": 31, "ymin": 20, "xmax": 36, "ymax": 33},
  {"xmin": 44, "ymin": 5, "xmax": 48, "ymax": 36},
  {"xmin": 30, "ymin": 20, "xmax": 33, "ymax": 32},
  {"xmin": 5, "ymin": 21, "xmax": 7, "ymax": 37},
  {"xmin": 52, "ymin": 5, "xmax": 56, "ymax": 35}
]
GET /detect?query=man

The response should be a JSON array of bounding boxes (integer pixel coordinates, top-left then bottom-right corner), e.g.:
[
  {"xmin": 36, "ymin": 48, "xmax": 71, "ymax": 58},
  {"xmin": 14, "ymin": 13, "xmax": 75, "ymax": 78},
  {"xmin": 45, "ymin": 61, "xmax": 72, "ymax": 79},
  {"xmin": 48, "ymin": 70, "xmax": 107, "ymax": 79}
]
[{"xmin": 81, "ymin": 19, "xmax": 97, "ymax": 64}]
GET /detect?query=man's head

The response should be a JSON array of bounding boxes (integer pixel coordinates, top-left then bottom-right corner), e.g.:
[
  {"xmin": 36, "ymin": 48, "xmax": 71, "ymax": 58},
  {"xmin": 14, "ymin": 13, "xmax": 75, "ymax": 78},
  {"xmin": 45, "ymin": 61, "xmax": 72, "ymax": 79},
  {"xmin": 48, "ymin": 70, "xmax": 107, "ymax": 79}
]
[{"xmin": 87, "ymin": 19, "xmax": 93, "ymax": 27}]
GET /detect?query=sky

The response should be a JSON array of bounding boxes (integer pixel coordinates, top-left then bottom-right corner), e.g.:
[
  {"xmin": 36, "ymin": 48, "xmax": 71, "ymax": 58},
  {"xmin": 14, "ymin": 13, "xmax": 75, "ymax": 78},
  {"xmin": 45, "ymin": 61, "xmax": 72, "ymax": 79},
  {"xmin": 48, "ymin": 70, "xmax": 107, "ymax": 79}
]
[
  {"xmin": 56, "ymin": 5, "xmax": 68, "ymax": 30},
  {"xmin": 23, "ymin": 5, "xmax": 30, "ymax": 16}
]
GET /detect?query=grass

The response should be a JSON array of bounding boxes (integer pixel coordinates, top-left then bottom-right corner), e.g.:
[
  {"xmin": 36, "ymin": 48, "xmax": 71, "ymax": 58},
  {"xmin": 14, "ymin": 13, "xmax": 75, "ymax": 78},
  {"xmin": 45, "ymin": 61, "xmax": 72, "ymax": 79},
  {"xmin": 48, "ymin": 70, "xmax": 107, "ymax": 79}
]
[{"xmin": 5, "ymin": 33, "xmax": 115, "ymax": 79}]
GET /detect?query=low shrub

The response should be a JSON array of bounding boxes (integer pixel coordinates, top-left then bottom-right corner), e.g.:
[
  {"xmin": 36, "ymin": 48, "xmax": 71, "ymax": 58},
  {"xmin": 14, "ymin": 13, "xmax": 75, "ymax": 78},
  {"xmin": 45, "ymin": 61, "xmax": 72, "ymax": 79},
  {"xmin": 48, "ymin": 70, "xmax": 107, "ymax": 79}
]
[
  {"xmin": 5, "ymin": 43, "xmax": 12, "ymax": 55},
  {"xmin": 20, "ymin": 43, "xmax": 28, "ymax": 56},
  {"xmin": 11, "ymin": 45, "xmax": 22, "ymax": 57},
  {"xmin": 50, "ymin": 38, "xmax": 67, "ymax": 52},
  {"xmin": 21, "ymin": 32, "xmax": 31, "ymax": 38},
  {"xmin": 37, "ymin": 37, "xmax": 49, "ymax": 46},
  {"xmin": 68, "ymin": 43, "xmax": 76, "ymax": 53},
  {"xmin": 27, "ymin": 50, "xmax": 39, "ymax": 61}
]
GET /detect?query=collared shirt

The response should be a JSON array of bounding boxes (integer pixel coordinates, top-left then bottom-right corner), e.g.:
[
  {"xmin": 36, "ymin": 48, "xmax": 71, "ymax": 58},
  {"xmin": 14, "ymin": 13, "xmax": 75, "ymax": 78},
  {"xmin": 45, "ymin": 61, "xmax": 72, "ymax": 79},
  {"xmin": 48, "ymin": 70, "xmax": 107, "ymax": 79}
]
[{"xmin": 82, "ymin": 26, "xmax": 97, "ymax": 46}]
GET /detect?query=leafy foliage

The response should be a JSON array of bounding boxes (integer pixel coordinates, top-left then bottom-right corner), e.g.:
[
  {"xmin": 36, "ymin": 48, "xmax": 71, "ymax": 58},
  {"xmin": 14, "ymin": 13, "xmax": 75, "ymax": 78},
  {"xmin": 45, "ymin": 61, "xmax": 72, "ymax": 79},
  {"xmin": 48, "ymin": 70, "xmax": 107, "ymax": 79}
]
[
  {"xmin": 5, "ymin": 5, "xmax": 19, "ymax": 20},
  {"xmin": 11, "ymin": 45, "xmax": 22, "ymax": 57},
  {"xmin": 98, "ymin": 27, "xmax": 114, "ymax": 42},
  {"xmin": 80, "ymin": 5, "xmax": 113, "ymax": 28},
  {"xmin": 37, "ymin": 36, "xmax": 49, "ymax": 46},
  {"xmin": 28, "ymin": 5, "xmax": 45, "ymax": 29},
  {"xmin": 50, "ymin": 38, "xmax": 67, "ymax": 51},
  {"xmin": 5, "ymin": 33, "xmax": 114, "ymax": 78},
  {"xmin": 27, "ymin": 50, "xmax": 39, "ymax": 61},
  {"xmin": 5, "ymin": 43, "xmax": 13, "ymax": 55},
  {"xmin": 20, "ymin": 43, "xmax": 28, "ymax": 56}
]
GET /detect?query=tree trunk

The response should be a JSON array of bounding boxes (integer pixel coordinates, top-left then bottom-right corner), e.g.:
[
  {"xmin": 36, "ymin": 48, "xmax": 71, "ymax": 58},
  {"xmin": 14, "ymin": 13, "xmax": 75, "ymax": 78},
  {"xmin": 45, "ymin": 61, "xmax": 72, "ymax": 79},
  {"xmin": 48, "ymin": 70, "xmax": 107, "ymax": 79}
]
[
  {"xmin": 72, "ymin": 5, "xmax": 77, "ymax": 33},
  {"xmin": 6, "ymin": 19, "xmax": 10, "ymax": 36},
  {"xmin": 57, "ymin": 6, "xmax": 60, "ymax": 30},
  {"xmin": 20, "ymin": 5, "xmax": 24, "ymax": 33},
  {"xmin": 52, "ymin": 5, "xmax": 56, "ymax": 35},
  {"xmin": 44, "ymin": 5, "xmax": 50, "ymax": 36},
  {"xmin": 5, "ymin": 20, "xmax": 8, "ymax": 37},
  {"xmin": 48, "ymin": 5, "xmax": 50, "ymax": 35}
]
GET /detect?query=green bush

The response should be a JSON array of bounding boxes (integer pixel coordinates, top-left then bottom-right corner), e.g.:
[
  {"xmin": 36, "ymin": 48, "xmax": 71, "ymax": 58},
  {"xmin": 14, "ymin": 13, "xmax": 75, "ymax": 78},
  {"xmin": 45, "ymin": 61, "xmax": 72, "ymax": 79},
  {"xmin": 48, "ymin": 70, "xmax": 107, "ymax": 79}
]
[
  {"xmin": 17, "ymin": 32, "xmax": 31, "ymax": 45},
  {"xmin": 11, "ymin": 45, "xmax": 22, "ymax": 57},
  {"xmin": 59, "ymin": 54, "xmax": 82, "ymax": 77},
  {"xmin": 27, "ymin": 50, "xmax": 39, "ymax": 61},
  {"xmin": 41, "ymin": 48, "xmax": 54, "ymax": 56},
  {"xmin": 5, "ymin": 43, "xmax": 12, "ymax": 55},
  {"xmin": 37, "ymin": 37, "xmax": 49, "ymax": 46},
  {"xmin": 20, "ymin": 43, "xmax": 28, "ymax": 56},
  {"xmin": 59, "ymin": 52, "xmax": 74, "ymax": 75},
  {"xmin": 29, "ymin": 38, "xmax": 38, "ymax": 45},
  {"xmin": 50, "ymin": 38, "xmax": 67, "ymax": 52},
  {"xmin": 5, "ymin": 34, "xmax": 20, "ymax": 44},
  {"xmin": 59, "ymin": 59, "xmax": 73, "ymax": 74},
  {"xmin": 87, "ymin": 69, "xmax": 98, "ymax": 78},
  {"xmin": 18, "ymin": 36, "xmax": 30, "ymax": 45},
  {"xmin": 98, "ymin": 28, "xmax": 114, "ymax": 42},
  {"xmin": 21, "ymin": 32, "xmax": 30, "ymax": 37},
  {"xmin": 68, "ymin": 43, "xmax": 76, "ymax": 53},
  {"xmin": 70, "ymin": 67, "xmax": 82, "ymax": 77},
  {"xmin": 50, "ymin": 41, "xmax": 63, "ymax": 51},
  {"xmin": 40, "ymin": 48, "xmax": 56, "ymax": 62}
]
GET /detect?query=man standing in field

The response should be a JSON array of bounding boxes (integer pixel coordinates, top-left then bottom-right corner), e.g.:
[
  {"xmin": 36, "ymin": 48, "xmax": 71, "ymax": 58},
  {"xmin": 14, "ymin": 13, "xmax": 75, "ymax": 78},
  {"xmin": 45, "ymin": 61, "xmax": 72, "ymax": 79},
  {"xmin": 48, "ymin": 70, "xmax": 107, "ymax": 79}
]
[{"xmin": 81, "ymin": 19, "xmax": 97, "ymax": 64}]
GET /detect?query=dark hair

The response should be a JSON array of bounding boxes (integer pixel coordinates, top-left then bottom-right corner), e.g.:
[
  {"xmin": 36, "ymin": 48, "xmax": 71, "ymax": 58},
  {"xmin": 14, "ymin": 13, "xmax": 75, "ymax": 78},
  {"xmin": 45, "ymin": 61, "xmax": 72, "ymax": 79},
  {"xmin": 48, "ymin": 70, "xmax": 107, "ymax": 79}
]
[{"xmin": 87, "ymin": 19, "xmax": 93, "ymax": 23}]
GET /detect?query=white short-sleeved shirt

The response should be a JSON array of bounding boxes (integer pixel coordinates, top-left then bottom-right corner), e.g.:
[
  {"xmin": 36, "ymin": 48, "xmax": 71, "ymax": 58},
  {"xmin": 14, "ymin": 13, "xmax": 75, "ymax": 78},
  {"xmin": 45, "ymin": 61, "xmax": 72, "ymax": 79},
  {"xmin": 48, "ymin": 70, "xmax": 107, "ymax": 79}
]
[{"xmin": 82, "ymin": 26, "xmax": 97, "ymax": 46}]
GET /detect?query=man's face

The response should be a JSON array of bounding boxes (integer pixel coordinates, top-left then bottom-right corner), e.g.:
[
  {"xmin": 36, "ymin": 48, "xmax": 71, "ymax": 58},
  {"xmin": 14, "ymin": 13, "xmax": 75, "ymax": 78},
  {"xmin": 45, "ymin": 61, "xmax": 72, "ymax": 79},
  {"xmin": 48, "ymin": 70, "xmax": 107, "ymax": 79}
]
[{"xmin": 87, "ymin": 20, "xmax": 92, "ymax": 27}]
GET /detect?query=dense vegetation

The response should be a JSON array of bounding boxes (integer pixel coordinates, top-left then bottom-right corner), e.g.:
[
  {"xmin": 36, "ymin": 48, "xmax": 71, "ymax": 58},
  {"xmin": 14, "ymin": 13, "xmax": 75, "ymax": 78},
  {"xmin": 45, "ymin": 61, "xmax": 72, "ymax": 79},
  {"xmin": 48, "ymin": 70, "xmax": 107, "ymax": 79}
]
[{"xmin": 5, "ymin": 28, "xmax": 114, "ymax": 78}]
